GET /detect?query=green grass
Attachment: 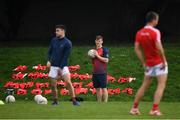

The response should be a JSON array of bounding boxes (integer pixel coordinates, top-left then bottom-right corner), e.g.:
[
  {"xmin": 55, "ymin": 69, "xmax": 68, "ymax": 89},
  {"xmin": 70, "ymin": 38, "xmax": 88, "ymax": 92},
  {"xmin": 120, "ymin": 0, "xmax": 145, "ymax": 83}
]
[
  {"xmin": 0, "ymin": 101, "xmax": 180, "ymax": 119},
  {"xmin": 0, "ymin": 45, "xmax": 180, "ymax": 101}
]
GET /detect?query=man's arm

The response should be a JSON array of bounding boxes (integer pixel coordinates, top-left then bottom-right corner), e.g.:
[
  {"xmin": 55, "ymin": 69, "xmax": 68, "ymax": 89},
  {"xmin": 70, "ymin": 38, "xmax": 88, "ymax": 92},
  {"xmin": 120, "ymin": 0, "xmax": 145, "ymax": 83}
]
[
  {"xmin": 135, "ymin": 42, "xmax": 145, "ymax": 67},
  {"xmin": 47, "ymin": 40, "xmax": 53, "ymax": 67},
  {"xmin": 155, "ymin": 41, "xmax": 167, "ymax": 65},
  {"xmin": 155, "ymin": 29, "xmax": 167, "ymax": 66}
]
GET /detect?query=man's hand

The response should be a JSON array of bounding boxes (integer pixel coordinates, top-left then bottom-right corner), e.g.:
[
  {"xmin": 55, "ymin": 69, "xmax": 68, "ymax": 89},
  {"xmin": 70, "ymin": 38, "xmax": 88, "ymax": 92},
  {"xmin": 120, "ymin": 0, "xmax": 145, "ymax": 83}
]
[
  {"xmin": 94, "ymin": 50, "xmax": 99, "ymax": 57},
  {"xmin": 143, "ymin": 63, "xmax": 146, "ymax": 69},
  {"xmin": 161, "ymin": 62, "xmax": 168, "ymax": 70},
  {"xmin": 47, "ymin": 61, "xmax": 51, "ymax": 68}
]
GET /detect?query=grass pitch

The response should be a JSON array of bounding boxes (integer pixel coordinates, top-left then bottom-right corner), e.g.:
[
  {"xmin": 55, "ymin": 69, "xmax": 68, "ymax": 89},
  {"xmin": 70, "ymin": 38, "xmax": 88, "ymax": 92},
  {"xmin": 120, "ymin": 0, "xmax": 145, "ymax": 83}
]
[{"xmin": 0, "ymin": 101, "xmax": 180, "ymax": 119}]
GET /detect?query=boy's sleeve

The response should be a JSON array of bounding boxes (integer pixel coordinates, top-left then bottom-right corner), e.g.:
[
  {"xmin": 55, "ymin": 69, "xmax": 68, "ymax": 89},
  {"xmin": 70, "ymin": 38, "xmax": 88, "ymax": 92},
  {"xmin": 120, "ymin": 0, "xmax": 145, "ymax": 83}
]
[{"xmin": 103, "ymin": 48, "xmax": 109, "ymax": 58}]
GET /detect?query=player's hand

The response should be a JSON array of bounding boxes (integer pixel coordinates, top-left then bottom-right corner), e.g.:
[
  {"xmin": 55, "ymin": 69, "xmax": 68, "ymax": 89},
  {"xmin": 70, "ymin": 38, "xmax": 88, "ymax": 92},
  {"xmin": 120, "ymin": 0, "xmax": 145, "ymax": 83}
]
[
  {"xmin": 47, "ymin": 61, "xmax": 51, "ymax": 68},
  {"xmin": 94, "ymin": 50, "xmax": 99, "ymax": 57},
  {"xmin": 143, "ymin": 63, "xmax": 149, "ymax": 72},
  {"xmin": 143, "ymin": 63, "xmax": 146, "ymax": 69},
  {"xmin": 161, "ymin": 62, "xmax": 168, "ymax": 70}
]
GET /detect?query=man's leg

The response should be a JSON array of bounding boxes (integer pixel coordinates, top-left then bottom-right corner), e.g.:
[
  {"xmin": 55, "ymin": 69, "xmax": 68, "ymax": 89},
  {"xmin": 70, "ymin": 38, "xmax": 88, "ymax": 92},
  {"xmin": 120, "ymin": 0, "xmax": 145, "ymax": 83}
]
[
  {"xmin": 51, "ymin": 78, "xmax": 58, "ymax": 104},
  {"xmin": 130, "ymin": 75, "xmax": 153, "ymax": 115},
  {"xmin": 134, "ymin": 75, "xmax": 153, "ymax": 104},
  {"xmin": 63, "ymin": 73, "xmax": 80, "ymax": 106},
  {"xmin": 102, "ymin": 88, "xmax": 108, "ymax": 102},
  {"xmin": 150, "ymin": 74, "xmax": 167, "ymax": 115},
  {"xmin": 96, "ymin": 88, "xmax": 102, "ymax": 102},
  {"xmin": 48, "ymin": 66, "xmax": 59, "ymax": 105}
]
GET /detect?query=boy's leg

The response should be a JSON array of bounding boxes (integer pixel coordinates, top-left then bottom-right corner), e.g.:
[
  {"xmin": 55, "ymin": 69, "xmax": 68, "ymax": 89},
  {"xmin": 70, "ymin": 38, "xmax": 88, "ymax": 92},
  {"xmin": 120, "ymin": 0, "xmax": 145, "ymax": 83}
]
[
  {"xmin": 102, "ymin": 88, "xmax": 108, "ymax": 102},
  {"xmin": 100, "ymin": 74, "xmax": 108, "ymax": 102},
  {"xmin": 96, "ymin": 88, "xmax": 102, "ymax": 102},
  {"xmin": 92, "ymin": 74, "xmax": 102, "ymax": 102}
]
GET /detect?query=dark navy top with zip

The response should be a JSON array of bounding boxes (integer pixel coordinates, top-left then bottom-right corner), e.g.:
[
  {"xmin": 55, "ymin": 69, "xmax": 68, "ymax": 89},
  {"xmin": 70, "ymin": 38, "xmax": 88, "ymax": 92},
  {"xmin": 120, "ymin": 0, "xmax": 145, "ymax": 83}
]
[{"xmin": 47, "ymin": 37, "xmax": 72, "ymax": 69}]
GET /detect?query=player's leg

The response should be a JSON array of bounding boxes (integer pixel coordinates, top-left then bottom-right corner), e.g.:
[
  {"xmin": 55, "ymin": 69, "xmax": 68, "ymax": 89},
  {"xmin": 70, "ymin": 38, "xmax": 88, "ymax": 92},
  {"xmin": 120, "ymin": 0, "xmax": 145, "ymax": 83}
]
[
  {"xmin": 62, "ymin": 67, "xmax": 80, "ymax": 106},
  {"xmin": 149, "ymin": 64, "xmax": 168, "ymax": 116},
  {"xmin": 96, "ymin": 88, "xmax": 102, "ymax": 102},
  {"xmin": 102, "ymin": 88, "xmax": 108, "ymax": 102},
  {"xmin": 101, "ymin": 74, "xmax": 108, "ymax": 102},
  {"xmin": 154, "ymin": 74, "xmax": 167, "ymax": 104},
  {"xmin": 149, "ymin": 74, "xmax": 167, "ymax": 115},
  {"xmin": 48, "ymin": 66, "xmax": 59, "ymax": 105},
  {"xmin": 134, "ymin": 75, "xmax": 153, "ymax": 104},
  {"xmin": 130, "ymin": 75, "xmax": 153, "ymax": 115},
  {"xmin": 63, "ymin": 74, "xmax": 75, "ymax": 98},
  {"xmin": 92, "ymin": 74, "xmax": 102, "ymax": 102},
  {"xmin": 51, "ymin": 78, "xmax": 58, "ymax": 104}
]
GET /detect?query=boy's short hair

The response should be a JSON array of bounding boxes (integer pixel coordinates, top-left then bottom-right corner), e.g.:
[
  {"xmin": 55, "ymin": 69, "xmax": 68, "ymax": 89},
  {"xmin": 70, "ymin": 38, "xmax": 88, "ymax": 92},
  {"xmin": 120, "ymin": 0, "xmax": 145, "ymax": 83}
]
[{"xmin": 96, "ymin": 35, "xmax": 103, "ymax": 40}]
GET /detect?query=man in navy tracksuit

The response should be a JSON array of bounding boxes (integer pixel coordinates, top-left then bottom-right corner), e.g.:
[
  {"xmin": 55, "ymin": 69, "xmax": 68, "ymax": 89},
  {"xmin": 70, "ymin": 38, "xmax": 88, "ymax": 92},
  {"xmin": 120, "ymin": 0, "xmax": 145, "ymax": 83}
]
[{"xmin": 47, "ymin": 25, "xmax": 80, "ymax": 106}]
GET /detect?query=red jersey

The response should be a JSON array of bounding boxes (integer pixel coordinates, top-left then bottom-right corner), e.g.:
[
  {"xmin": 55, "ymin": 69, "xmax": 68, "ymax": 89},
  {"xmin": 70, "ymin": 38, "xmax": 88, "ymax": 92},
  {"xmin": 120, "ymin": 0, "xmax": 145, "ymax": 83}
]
[
  {"xmin": 92, "ymin": 47, "xmax": 109, "ymax": 74},
  {"xmin": 135, "ymin": 25, "xmax": 163, "ymax": 66}
]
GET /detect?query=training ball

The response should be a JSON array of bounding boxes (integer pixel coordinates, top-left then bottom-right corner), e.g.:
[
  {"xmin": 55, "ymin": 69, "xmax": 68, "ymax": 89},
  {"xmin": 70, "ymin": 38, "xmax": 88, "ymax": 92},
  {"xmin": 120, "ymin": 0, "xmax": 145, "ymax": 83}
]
[
  {"xmin": 34, "ymin": 95, "xmax": 42, "ymax": 102},
  {"xmin": 5, "ymin": 95, "xmax": 15, "ymax": 103},
  {"xmin": 0, "ymin": 100, "xmax": 5, "ymax": 105},
  {"xmin": 37, "ymin": 97, "xmax": 48, "ymax": 105},
  {"xmin": 88, "ymin": 49, "xmax": 95, "ymax": 58}
]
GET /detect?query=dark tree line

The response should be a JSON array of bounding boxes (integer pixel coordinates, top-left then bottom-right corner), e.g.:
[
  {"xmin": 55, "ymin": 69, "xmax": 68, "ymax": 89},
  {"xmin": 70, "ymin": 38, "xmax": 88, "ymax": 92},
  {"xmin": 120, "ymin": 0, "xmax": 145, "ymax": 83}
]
[{"xmin": 0, "ymin": 0, "xmax": 180, "ymax": 44}]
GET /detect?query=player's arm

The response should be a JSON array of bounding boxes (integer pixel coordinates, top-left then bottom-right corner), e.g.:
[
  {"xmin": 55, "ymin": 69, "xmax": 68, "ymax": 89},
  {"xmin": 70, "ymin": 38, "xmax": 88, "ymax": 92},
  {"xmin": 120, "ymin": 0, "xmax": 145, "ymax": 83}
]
[
  {"xmin": 95, "ymin": 55, "xmax": 109, "ymax": 63},
  {"xmin": 135, "ymin": 42, "xmax": 145, "ymax": 67},
  {"xmin": 94, "ymin": 49, "xmax": 109, "ymax": 63},
  {"xmin": 47, "ymin": 40, "xmax": 53, "ymax": 67},
  {"xmin": 59, "ymin": 42, "xmax": 72, "ymax": 69},
  {"xmin": 155, "ymin": 30, "xmax": 167, "ymax": 67},
  {"xmin": 155, "ymin": 41, "xmax": 167, "ymax": 65}
]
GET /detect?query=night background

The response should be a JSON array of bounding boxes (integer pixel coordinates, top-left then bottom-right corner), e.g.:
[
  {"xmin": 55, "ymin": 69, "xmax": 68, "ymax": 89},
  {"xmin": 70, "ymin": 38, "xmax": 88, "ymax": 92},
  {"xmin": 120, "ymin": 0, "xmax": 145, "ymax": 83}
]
[{"xmin": 0, "ymin": 0, "xmax": 180, "ymax": 45}]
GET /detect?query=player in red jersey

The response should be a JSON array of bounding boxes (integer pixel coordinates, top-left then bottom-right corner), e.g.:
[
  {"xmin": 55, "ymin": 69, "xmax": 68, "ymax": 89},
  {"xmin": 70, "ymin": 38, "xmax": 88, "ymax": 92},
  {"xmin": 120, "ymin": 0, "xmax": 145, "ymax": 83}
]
[{"xmin": 130, "ymin": 12, "xmax": 168, "ymax": 116}]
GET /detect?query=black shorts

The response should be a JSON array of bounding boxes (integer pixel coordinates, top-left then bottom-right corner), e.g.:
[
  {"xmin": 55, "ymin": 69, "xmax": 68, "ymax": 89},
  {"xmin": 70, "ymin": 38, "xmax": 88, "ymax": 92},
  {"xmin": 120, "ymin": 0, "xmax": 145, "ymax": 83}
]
[{"xmin": 92, "ymin": 74, "xmax": 107, "ymax": 88}]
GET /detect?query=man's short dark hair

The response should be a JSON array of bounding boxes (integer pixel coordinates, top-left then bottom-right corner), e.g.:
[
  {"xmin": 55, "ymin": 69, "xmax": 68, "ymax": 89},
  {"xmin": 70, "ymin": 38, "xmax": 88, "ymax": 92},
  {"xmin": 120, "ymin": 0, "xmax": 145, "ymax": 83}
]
[
  {"xmin": 55, "ymin": 24, "xmax": 66, "ymax": 32},
  {"xmin": 96, "ymin": 35, "xmax": 103, "ymax": 40},
  {"xmin": 146, "ymin": 11, "xmax": 159, "ymax": 23}
]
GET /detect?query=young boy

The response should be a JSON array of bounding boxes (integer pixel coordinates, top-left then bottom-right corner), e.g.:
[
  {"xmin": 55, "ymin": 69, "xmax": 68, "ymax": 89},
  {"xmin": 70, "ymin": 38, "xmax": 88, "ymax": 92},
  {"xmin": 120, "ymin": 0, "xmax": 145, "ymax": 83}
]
[{"xmin": 92, "ymin": 35, "xmax": 109, "ymax": 102}]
